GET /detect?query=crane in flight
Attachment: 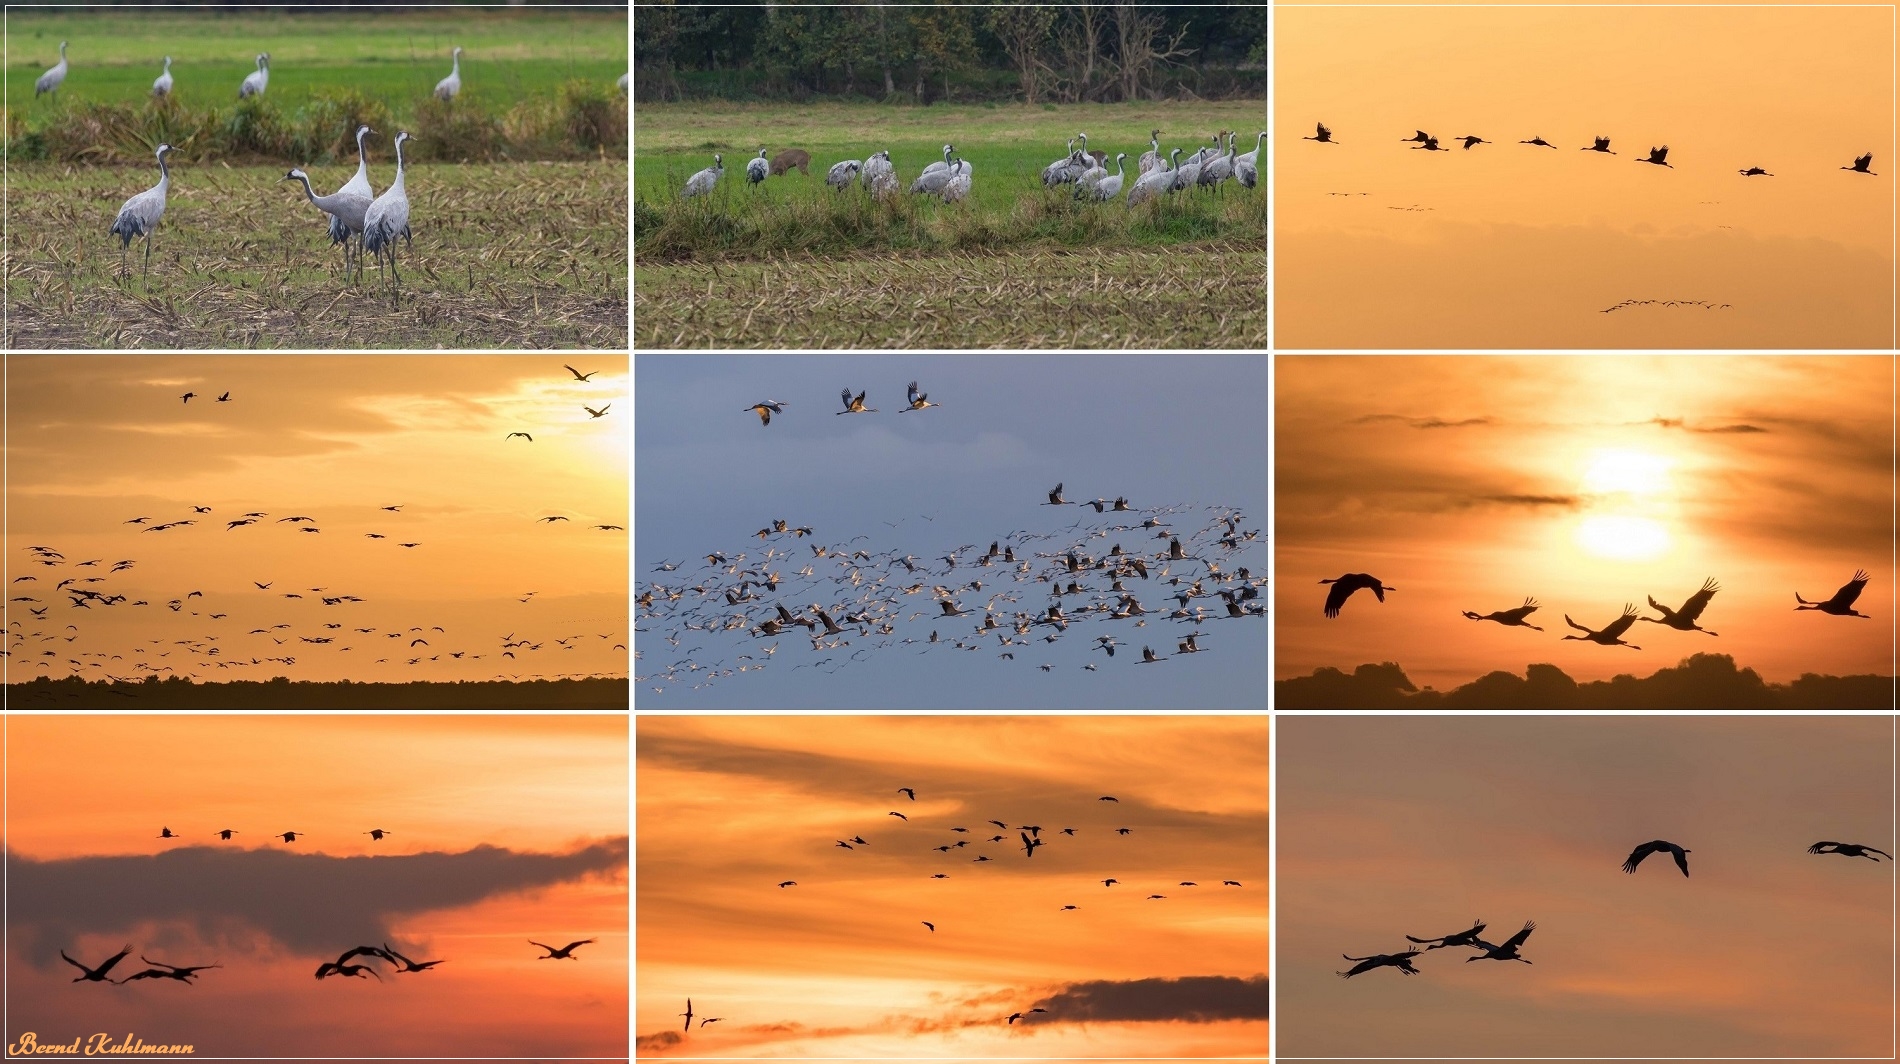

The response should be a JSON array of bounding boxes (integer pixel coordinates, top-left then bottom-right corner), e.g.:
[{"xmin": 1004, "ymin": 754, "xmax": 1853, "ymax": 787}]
[
  {"xmin": 1466, "ymin": 921, "xmax": 1536, "ymax": 963},
  {"xmin": 531, "ymin": 939, "xmax": 594, "ymax": 960},
  {"xmin": 1401, "ymin": 129, "xmax": 1433, "ymax": 143},
  {"xmin": 901, "ymin": 381, "xmax": 940, "ymax": 411},
  {"xmin": 1520, "ymin": 135, "xmax": 1558, "ymax": 148},
  {"xmin": 745, "ymin": 400, "xmax": 785, "ymax": 426},
  {"xmin": 1637, "ymin": 145, "xmax": 1673, "ymax": 168},
  {"xmin": 1561, "ymin": 604, "xmax": 1642, "ymax": 649},
  {"xmin": 1320, "ymin": 573, "xmax": 1394, "ymax": 617},
  {"xmin": 1738, "ymin": 166, "xmax": 1772, "ymax": 177},
  {"xmin": 61, "ymin": 945, "xmax": 134, "ymax": 983},
  {"xmin": 1044, "ymin": 483, "xmax": 1072, "ymax": 505},
  {"xmin": 836, "ymin": 388, "xmax": 876, "ymax": 414},
  {"xmin": 1405, "ymin": 919, "xmax": 1487, "ymax": 951},
  {"xmin": 1336, "ymin": 948, "xmax": 1421, "ymax": 978},
  {"xmin": 564, "ymin": 364, "xmax": 598, "ymax": 381},
  {"xmin": 1455, "ymin": 135, "xmax": 1490, "ymax": 149},
  {"xmin": 1808, "ymin": 841, "xmax": 1892, "ymax": 861},
  {"xmin": 1302, "ymin": 122, "xmax": 1337, "ymax": 143},
  {"xmin": 1583, "ymin": 136, "xmax": 1614, "ymax": 154},
  {"xmin": 583, "ymin": 404, "xmax": 611, "ymax": 419},
  {"xmin": 116, "ymin": 956, "xmax": 221, "ymax": 984},
  {"xmin": 1623, "ymin": 839, "xmax": 1690, "ymax": 877},
  {"xmin": 897, "ymin": 787, "xmax": 916, "ymax": 799},
  {"xmin": 1796, "ymin": 570, "xmax": 1871, "ymax": 617},
  {"xmin": 1842, "ymin": 153, "xmax": 1876, "ymax": 175},
  {"xmin": 1462, "ymin": 598, "xmax": 1542, "ymax": 631},
  {"xmin": 1641, "ymin": 578, "xmax": 1720, "ymax": 635},
  {"xmin": 364, "ymin": 829, "xmax": 391, "ymax": 841},
  {"xmin": 380, "ymin": 944, "xmax": 445, "ymax": 972},
  {"xmin": 506, "ymin": 432, "xmax": 532, "ymax": 441}
]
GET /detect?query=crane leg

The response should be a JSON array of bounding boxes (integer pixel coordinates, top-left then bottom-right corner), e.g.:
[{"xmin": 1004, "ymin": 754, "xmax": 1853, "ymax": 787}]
[{"xmin": 141, "ymin": 233, "xmax": 153, "ymax": 281}]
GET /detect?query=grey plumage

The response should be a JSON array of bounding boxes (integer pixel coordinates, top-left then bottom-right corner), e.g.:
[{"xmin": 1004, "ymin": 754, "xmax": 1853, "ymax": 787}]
[
  {"xmin": 35, "ymin": 41, "xmax": 69, "ymax": 97},
  {"xmin": 362, "ymin": 131, "xmax": 414, "ymax": 294},
  {"xmin": 282, "ymin": 166, "xmax": 372, "ymax": 281},
  {"xmin": 239, "ymin": 53, "xmax": 270, "ymax": 98},
  {"xmin": 826, "ymin": 159, "xmax": 862, "ymax": 190},
  {"xmin": 434, "ymin": 46, "xmax": 463, "ymax": 100},
  {"xmin": 109, "ymin": 144, "xmax": 176, "ymax": 280},
  {"xmin": 746, "ymin": 149, "xmax": 769, "ymax": 185},
  {"xmin": 152, "ymin": 56, "xmax": 173, "ymax": 98},
  {"xmin": 683, "ymin": 153, "xmax": 723, "ymax": 198}
]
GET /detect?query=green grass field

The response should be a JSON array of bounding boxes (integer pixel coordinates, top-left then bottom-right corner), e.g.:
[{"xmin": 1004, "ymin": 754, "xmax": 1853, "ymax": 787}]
[
  {"xmin": 7, "ymin": 8, "xmax": 625, "ymax": 121},
  {"xmin": 7, "ymin": 160, "xmax": 627, "ymax": 349},
  {"xmin": 632, "ymin": 100, "xmax": 1263, "ymax": 346}
]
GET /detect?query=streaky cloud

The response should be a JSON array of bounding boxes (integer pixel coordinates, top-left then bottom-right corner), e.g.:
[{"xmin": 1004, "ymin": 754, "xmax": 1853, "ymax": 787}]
[{"xmin": 1027, "ymin": 973, "xmax": 1269, "ymax": 1023}]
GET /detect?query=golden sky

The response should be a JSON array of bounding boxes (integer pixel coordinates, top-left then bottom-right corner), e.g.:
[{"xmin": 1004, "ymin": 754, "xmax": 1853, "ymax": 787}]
[
  {"xmin": 1275, "ymin": 356, "xmax": 1894, "ymax": 690},
  {"xmin": 3, "ymin": 714, "xmax": 628, "ymax": 1057},
  {"xmin": 5, "ymin": 355, "xmax": 627, "ymax": 684},
  {"xmin": 635, "ymin": 715, "xmax": 1268, "ymax": 1057},
  {"xmin": 1277, "ymin": 715, "xmax": 1895, "ymax": 1058},
  {"xmin": 1275, "ymin": 6, "xmax": 1895, "ymax": 348}
]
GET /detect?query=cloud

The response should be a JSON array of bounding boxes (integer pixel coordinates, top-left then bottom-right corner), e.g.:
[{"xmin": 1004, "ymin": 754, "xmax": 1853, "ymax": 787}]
[
  {"xmin": 1026, "ymin": 974, "xmax": 1270, "ymax": 1024},
  {"xmin": 8, "ymin": 838, "xmax": 628, "ymax": 963},
  {"xmin": 1471, "ymin": 493, "xmax": 1580, "ymax": 508},
  {"xmin": 635, "ymin": 1030, "xmax": 683, "ymax": 1051},
  {"xmin": 1646, "ymin": 416, "xmax": 1770, "ymax": 434},
  {"xmin": 1353, "ymin": 414, "xmax": 1496, "ymax": 429}
]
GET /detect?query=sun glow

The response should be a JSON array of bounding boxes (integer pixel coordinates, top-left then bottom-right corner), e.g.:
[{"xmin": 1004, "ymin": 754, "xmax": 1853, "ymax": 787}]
[
  {"xmin": 1577, "ymin": 449, "xmax": 1673, "ymax": 561},
  {"xmin": 1582, "ymin": 450, "xmax": 1671, "ymax": 496},
  {"xmin": 1575, "ymin": 515, "xmax": 1671, "ymax": 561}
]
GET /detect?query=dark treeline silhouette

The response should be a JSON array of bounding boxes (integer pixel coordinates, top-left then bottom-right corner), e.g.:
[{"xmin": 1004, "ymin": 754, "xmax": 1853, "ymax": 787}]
[
  {"xmin": 6, "ymin": 675, "xmax": 627, "ymax": 709},
  {"xmin": 634, "ymin": 3, "xmax": 1266, "ymax": 104},
  {"xmin": 1277, "ymin": 653, "xmax": 1892, "ymax": 709}
]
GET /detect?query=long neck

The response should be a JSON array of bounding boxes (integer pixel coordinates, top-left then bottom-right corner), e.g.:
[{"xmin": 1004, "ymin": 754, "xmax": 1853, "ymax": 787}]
[
  {"xmin": 1254, "ymin": 132, "xmax": 1266, "ymax": 154},
  {"xmin": 354, "ymin": 130, "xmax": 370, "ymax": 174},
  {"xmin": 451, "ymin": 52, "xmax": 460, "ymax": 75},
  {"xmin": 156, "ymin": 153, "xmax": 170, "ymax": 189},
  {"xmin": 292, "ymin": 173, "xmax": 319, "ymax": 205},
  {"xmin": 1115, "ymin": 157, "xmax": 1124, "ymax": 176},
  {"xmin": 392, "ymin": 139, "xmax": 406, "ymax": 189}
]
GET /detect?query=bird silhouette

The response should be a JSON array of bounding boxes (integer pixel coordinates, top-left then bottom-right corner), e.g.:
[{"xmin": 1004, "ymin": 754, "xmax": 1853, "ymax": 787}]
[
  {"xmin": 1583, "ymin": 136, "xmax": 1615, "ymax": 154},
  {"xmin": 1520, "ymin": 136, "xmax": 1558, "ymax": 148},
  {"xmin": 531, "ymin": 939, "xmax": 594, "ymax": 960},
  {"xmin": 315, "ymin": 961, "xmax": 381, "ymax": 981},
  {"xmin": 837, "ymin": 388, "xmax": 876, "ymax": 414},
  {"xmin": 1808, "ymin": 841, "xmax": 1892, "ymax": 861},
  {"xmin": 1456, "ymin": 135, "xmax": 1490, "ymax": 149},
  {"xmin": 116, "ymin": 955, "xmax": 222, "ymax": 984},
  {"xmin": 1321, "ymin": 574, "xmax": 1394, "ymax": 617},
  {"xmin": 364, "ymin": 829, "xmax": 391, "ymax": 841},
  {"xmin": 276, "ymin": 831, "xmax": 305, "ymax": 842},
  {"xmin": 1641, "ymin": 578, "xmax": 1720, "ymax": 635},
  {"xmin": 216, "ymin": 392, "xmax": 231, "ymax": 402},
  {"xmin": 1623, "ymin": 839, "xmax": 1690, "ymax": 877},
  {"xmin": 1466, "ymin": 920, "xmax": 1536, "ymax": 963},
  {"xmin": 1303, "ymin": 122, "xmax": 1337, "ymax": 144},
  {"xmin": 214, "ymin": 829, "xmax": 238, "ymax": 840},
  {"xmin": 380, "ymin": 943, "xmax": 445, "ymax": 972},
  {"xmin": 901, "ymin": 381, "xmax": 940, "ymax": 412},
  {"xmin": 506, "ymin": 432, "xmax": 532, "ymax": 441},
  {"xmin": 679, "ymin": 998, "xmax": 693, "ymax": 1030},
  {"xmin": 1738, "ymin": 166, "xmax": 1773, "ymax": 177},
  {"xmin": 61, "ymin": 945, "xmax": 134, "ymax": 983},
  {"xmin": 564, "ymin": 365, "xmax": 599, "ymax": 381},
  {"xmin": 898, "ymin": 787, "xmax": 916, "ymax": 799},
  {"xmin": 889, "ymin": 810, "xmax": 908, "ymax": 820},
  {"xmin": 180, "ymin": 391, "xmax": 197, "ymax": 403},
  {"xmin": 779, "ymin": 880, "xmax": 798, "ymax": 887},
  {"xmin": 1044, "ymin": 483, "xmax": 1071, "ymax": 505},
  {"xmin": 745, "ymin": 400, "xmax": 786, "ymax": 426},
  {"xmin": 1405, "ymin": 919, "xmax": 1486, "ymax": 950},
  {"xmin": 1401, "ymin": 130, "xmax": 1433, "ymax": 143},
  {"xmin": 1462, "ymin": 598, "xmax": 1543, "ymax": 631},
  {"xmin": 583, "ymin": 404, "xmax": 611, "ymax": 419},
  {"xmin": 1561, "ymin": 604, "xmax": 1642, "ymax": 649},
  {"xmin": 1336, "ymin": 948, "xmax": 1421, "ymax": 978},
  {"xmin": 1796, "ymin": 570, "xmax": 1871, "ymax": 617},
  {"xmin": 156, "ymin": 826, "xmax": 177, "ymax": 838},
  {"xmin": 1842, "ymin": 153, "xmax": 1876, "ymax": 175},
  {"xmin": 1637, "ymin": 145, "xmax": 1673, "ymax": 168},
  {"xmin": 1411, "ymin": 136, "xmax": 1447, "ymax": 151},
  {"xmin": 921, "ymin": 921, "xmax": 935, "ymax": 932}
]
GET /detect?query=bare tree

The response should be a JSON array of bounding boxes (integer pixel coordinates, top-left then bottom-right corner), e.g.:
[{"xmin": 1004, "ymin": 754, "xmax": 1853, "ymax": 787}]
[
  {"xmin": 1053, "ymin": 2, "xmax": 1108, "ymax": 102},
  {"xmin": 985, "ymin": 5, "xmax": 1056, "ymax": 105},
  {"xmin": 1110, "ymin": 2, "xmax": 1193, "ymax": 101}
]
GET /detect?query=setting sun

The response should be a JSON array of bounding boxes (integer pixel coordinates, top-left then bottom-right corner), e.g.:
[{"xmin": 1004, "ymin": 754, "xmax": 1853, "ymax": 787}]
[{"xmin": 1575, "ymin": 514, "xmax": 1670, "ymax": 562}]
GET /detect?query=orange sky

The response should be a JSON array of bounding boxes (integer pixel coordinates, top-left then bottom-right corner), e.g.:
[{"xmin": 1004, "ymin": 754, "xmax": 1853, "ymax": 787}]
[
  {"xmin": 635, "ymin": 715, "xmax": 1267, "ymax": 1057},
  {"xmin": 1276, "ymin": 355, "xmax": 1895, "ymax": 690},
  {"xmin": 1277, "ymin": 715, "xmax": 1895, "ymax": 1059},
  {"xmin": 4, "ymin": 355, "xmax": 627, "ymax": 684},
  {"xmin": 1275, "ymin": 5, "xmax": 1896, "ymax": 348},
  {"xmin": 3, "ymin": 714, "xmax": 628, "ymax": 1057}
]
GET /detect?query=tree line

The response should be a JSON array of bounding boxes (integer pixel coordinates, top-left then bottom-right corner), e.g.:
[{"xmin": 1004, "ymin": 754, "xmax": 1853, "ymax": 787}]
[{"xmin": 634, "ymin": 2, "xmax": 1267, "ymax": 103}]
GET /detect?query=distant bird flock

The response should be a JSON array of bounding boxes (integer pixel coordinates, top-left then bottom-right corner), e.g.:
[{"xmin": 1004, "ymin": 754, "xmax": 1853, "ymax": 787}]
[
  {"xmin": 1339, "ymin": 835, "xmax": 1887, "ymax": 979},
  {"xmin": 680, "ymin": 128, "xmax": 1264, "ymax": 205},
  {"xmin": 636, "ymin": 381, "xmax": 1263, "ymax": 695},
  {"xmin": 1322, "ymin": 569, "xmax": 1874, "ymax": 647}
]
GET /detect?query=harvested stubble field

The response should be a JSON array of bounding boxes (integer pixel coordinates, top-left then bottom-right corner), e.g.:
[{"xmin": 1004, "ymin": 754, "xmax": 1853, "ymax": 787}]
[
  {"xmin": 6, "ymin": 161, "xmax": 627, "ymax": 349},
  {"xmin": 633, "ymin": 100, "xmax": 1264, "ymax": 347},
  {"xmin": 635, "ymin": 247, "xmax": 1260, "ymax": 348}
]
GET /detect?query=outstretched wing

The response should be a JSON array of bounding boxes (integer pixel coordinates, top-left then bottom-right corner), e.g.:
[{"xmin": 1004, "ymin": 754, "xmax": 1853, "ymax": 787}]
[
  {"xmin": 1600, "ymin": 605, "xmax": 1640, "ymax": 639},
  {"xmin": 1563, "ymin": 613, "xmax": 1592, "ymax": 635},
  {"xmin": 1503, "ymin": 920, "xmax": 1536, "ymax": 950},
  {"xmin": 1808, "ymin": 841, "xmax": 1843, "ymax": 854},
  {"xmin": 840, "ymin": 387, "xmax": 853, "ymax": 409},
  {"xmin": 1833, "ymin": 571, "xmax": 1870, "ymax": 608},
  {"xmin": 1671, "ymin": 846, "xmax": 1690, "ymax": 877},
  {"xmin": 1316, "ymin": 122, "xmax": 1330, "ymax": 137},
  {"xmin": 95, "ymin": 945, "xmax": 134, "ymax": 976},
  {"xmin": 1622, "ymin": 840, "xmax": 1661, "ymax": 873},
  {"xmin": 1323, "ymin": 581, "xmax": 1354, "ymax": 618},
  {"xmin": 1676, "ymin": 579, "xmax": 1719, "ymax": 621},
  {"xmin": 907, "ymin": 381, "xmax": 921, "ymax": 405}
]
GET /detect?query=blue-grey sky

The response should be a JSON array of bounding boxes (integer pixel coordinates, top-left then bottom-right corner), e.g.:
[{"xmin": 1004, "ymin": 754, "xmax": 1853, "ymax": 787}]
[{"xmin": 634, "ymin": 355, "xmax": 1266, "ymax": 709}]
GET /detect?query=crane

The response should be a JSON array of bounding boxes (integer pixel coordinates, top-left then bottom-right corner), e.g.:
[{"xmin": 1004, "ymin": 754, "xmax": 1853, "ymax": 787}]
[
  {"xmin": 920, "ymin": 144, "xmax": 956, "ymax": 177},
  {"xmin": 941, "ymin": 155, "xmax": 972, "ymax": 203},
  {"xmin": 1622, "ymin": 840, "xmax": 1690, "ymax": 877},
  {"xmin": 1795, "ymin": 570, "xmax": 1870, "ymax": 617},
  {"xmin": 683, "ymin": 153, "xmax": 723, "ymax": 198},
  {"xmin": 827, "ymin": 159, "xmax": 862, "ymax": 191},
  {"xmin": 1462, "ymin": 597, "xmax": 1542, "ymax": 631},
  {"xmin": 152, "ymin": 56, "xmax": 173, "ymax": 98},
  {"xmin": 109, "ymin": 144, "xmax": 177, "ymax": 281},
  {"xmin": 362, "ymin": 131, "xmax": 414, "ymax": 299},
  {"xmin": 1320, "ymin": 573, "xmax": 1394, "ymax": 617},
  {"xmin": 434, "ymin": 46, "xmax": 463, "ymax": 100},
  {"xmin": 1127, "ymin": 149, "xmax": 1180, "ymax": 206},
  {"xmin": 282, "ymin": 169, "xmax": 372, "ymax": 282},
  {"xmin": 1301, "ymin": 122, "xmax": 1336, "ymax": 144},
  {"xmin": 1465, "ymin": 920, "xmax": 1536, "ymax": 963},
  {"xmin": 1137, "ymin": 129, "xmax": 1163, "ymax": 175},
  {"xmin": 1042, "ymin": 135, "xmax": 1083, "ymax": 186},
  {"xmin": 1808, "ymin": 841, "xmax": 1892, "ymax": 861},
  {"xmin": 35, "ymin": 42, "xmax": 69, "ymax": 98},
  {"xmin": 240, "ymin": 53, "xmax": 270, "ymax": 99},
  {"xmin": 1560, "ymin": 604, "xmax": 1642, "ymax": 648},
  {"xmin": 1842, "ymin": 153, "xmax": 1876, "ymax": 175},
  {"xmin": 836, "ymin": 388, "xmax": 876, "ymax": 414},
  {"xmin": 1582, "ymin": 136, "xmax": 1614, "ymax": 154},
  {"xmin": 1640, "ymin": 578, "xmax": 1720, "ymax": 635},
  {"xmin": 1637, "ymin": 145, "xmax": 1673, "ymax": 168},
  {"xmin": 861, "ymin": 149, "xmax": 895, "ymax": 191},
  {"xmin": 319, "ymin": 125, "xmax": 380, "ymax": 278},
  {"xmin": 901, "ymin": 381, "xmax": 939, "ymax": 411},
  {"xmin": 1090, "ymin": 153, "xmax": 1128, "ymax": 200},
  {"xmin": 746, "ymin": 149, "xmax": 769, "ymax": 185},
  {"xmin": 1520, "ymin": 135, "xmax": 1558, "ymax": 148},
  {"xmin": 1405, "ymin": 919, "xmax": 1487, "ymax": 950},
  {"xmin": 744, "ymin": 400, "xmax": 785, "ymax": 426},
  {"xmin": 1336, "ymin": 948, "xmax": 1422, "ymax": 978},
  {"xmin": 1738, "ymin": 166, "xmax": 1772, "ymax": 177}
]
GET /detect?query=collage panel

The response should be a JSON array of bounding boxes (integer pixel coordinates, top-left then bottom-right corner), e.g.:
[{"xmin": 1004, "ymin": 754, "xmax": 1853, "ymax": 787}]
[
  {"xmin": 1272, "ymin": 4, "xmax": 1895, "ymax": 350},
  {"xmin": 635, "ymin": 714, "xmax": 1268, "ymax": 1058},
  {"xmin": 2, "ymin": 712, "xmax": 628, "ymax": 1058},
  {"xmin": 634, "ymin": 353, "xmax": 1266, "ymax": 709},
  {"xmin": 1275, "ymin": 714, "xmax": 1895, "ymax": 1060},
  {"xmin": 4, "ymin": 5, "xmax": 627, "ymax": 350},
  {"xmin": 1273, "ymin": 355, "xmax": 1895, "ymax": 709},
  {"xmin": 631, "ymin": 6, "xmax": 1265, "ymax": 349},
  {"xmin": 4, "ymin": 355, "xmax": 628, "ymax": 708}
]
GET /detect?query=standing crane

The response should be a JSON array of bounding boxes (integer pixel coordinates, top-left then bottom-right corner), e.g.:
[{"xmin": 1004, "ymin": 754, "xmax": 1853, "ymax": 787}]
[
  {"xmin": 434, "ymin": 46, "xmax": 463, "ymax": 100},
  {"xmin": 109, "ymin": 144, "xmax": 176, "ymax": 282},
  {"xmin": 1795, "ymin": 569, "xmax": 1871, "ymax": 617},
  {"xmin": 682, "ymin": 153, "xmax": 723, "ymax": 198},
  {"xmin": 1090, "ymin": 154, "xmax": 1128, "ymax": 200},
  {"xmin": 240, "ymin": 53, "xmax": 270, "ymax": 99},
  {"xmin": 860, "ymin": 149, "xmax": 894, "ymax": 190},
  {"xmin": 282, "ymin": 169, "xmax": 372, "ymax": 282},
  {"xmin": 1127, "ymin": 149, "xmax": 1180, "ymax": 206},
  {"xmin": 322, "ymin": 125, "xmax": 379, "ymax": 279},
  {"xmin": 35, "ymin": 42, "xmax": 69, "ymax": 98},
  {"xmin": 827, "ymin": 159, "xmax": 862, "ymax": 191},
  {"xmin": 1560, "ymin": 604, "xmax": 1642, "ymax": 648},
  {"xmin": 746, "ymin": 149, "xmax": 769, "ymax": 186},
  {"xmin": 920, "ymin": 144, "xmax": 956, "ymax": 178},
  {"xmin": 1137, "ymin": 129, "xmax": 1163, "ymax": 175},
  {"xmin": 1462, "ymin": 598, "xmax": 1543, "ymax": 631},
  {"xmin": 152, "ymin": 56, "xmax": 173, "ymax": 98},
  {"xmin": 362, "ymin": 130, "xmax": 414, "ymax": 300},
  {"xmin": 1319, "ymin": 573, "xmax": 1394, "ymax": 617},
  {"xmin": 940, "ymin": 155, "xmax": 972, "ymax": 203},
  {"xmin": 1640, "ymin": 578, "xmax": 1720, "ymax": 635}
]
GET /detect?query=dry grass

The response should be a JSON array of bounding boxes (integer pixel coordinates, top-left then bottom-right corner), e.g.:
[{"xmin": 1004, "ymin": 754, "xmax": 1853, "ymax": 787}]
[
  {"xmin": 633, "ymin": 245, "xmax": 1264, "ymax": 348},
  {"xmin": 6, "ymin": 160, "xmax": 627, "ymax": 349}
]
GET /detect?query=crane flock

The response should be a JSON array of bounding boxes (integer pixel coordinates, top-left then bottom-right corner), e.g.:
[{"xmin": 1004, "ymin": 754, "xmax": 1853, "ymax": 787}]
[{"xmin": 679, "ymin": 128, "xmax": 1263, "ymax": 204}]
